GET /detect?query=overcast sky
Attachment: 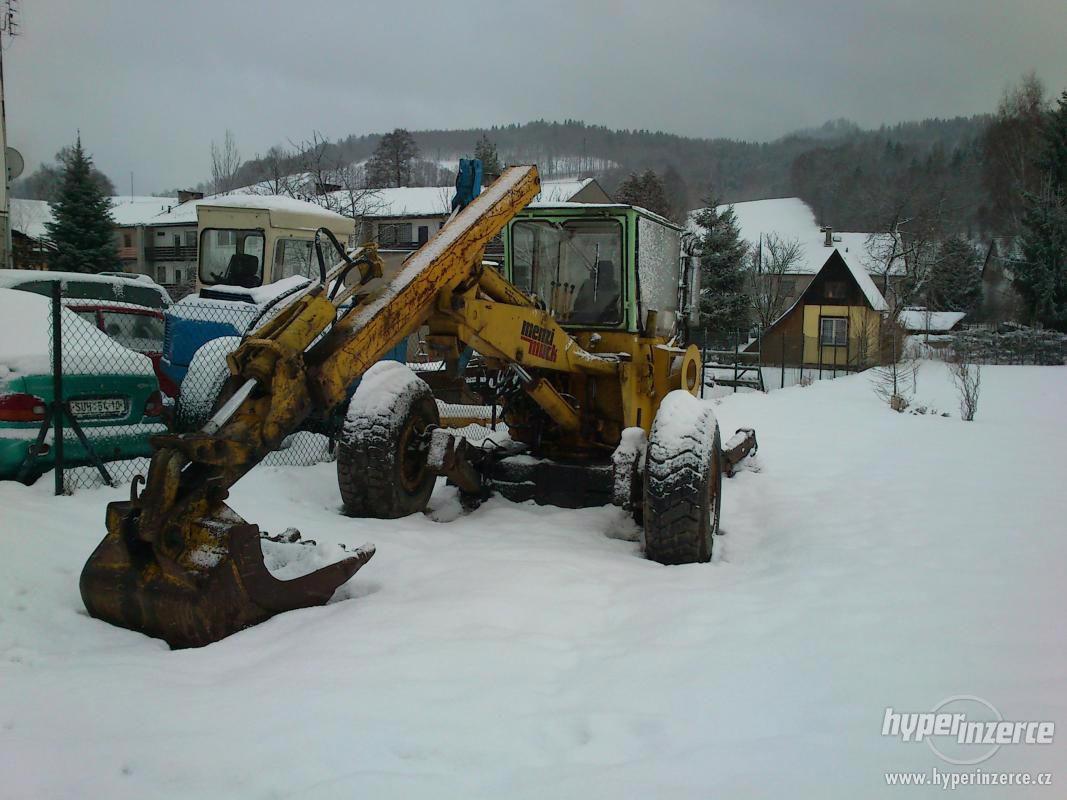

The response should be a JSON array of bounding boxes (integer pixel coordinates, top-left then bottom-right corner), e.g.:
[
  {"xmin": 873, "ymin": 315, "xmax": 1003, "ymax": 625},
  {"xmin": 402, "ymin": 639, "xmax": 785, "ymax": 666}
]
[{"xmin": 6, "ymin": 0, "xmax": 1066, "ymax": 193}]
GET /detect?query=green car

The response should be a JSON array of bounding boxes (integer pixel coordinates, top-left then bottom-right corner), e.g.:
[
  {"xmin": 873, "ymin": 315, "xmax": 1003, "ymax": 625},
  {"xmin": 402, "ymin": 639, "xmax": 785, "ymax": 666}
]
[{"xmin": 0, "ymin": 288, "xmax": 165, "ymax": 483}]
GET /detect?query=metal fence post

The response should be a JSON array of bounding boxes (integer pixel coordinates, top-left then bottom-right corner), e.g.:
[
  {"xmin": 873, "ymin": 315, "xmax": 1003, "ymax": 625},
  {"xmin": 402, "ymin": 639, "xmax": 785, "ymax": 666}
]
[
  {"xmin": 780, "ymin": 331, "xmax": 785, "ymax": 389},
  {"xmin": 51, "ymin": 282, "xmax": 64, "ymax": 496}
]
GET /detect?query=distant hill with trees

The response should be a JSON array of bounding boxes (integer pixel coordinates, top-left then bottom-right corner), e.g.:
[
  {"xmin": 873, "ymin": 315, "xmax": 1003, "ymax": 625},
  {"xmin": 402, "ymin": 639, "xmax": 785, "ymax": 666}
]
[{"xmin": 219, "ymin": 114, "xmax": 999, "ymax": 230}]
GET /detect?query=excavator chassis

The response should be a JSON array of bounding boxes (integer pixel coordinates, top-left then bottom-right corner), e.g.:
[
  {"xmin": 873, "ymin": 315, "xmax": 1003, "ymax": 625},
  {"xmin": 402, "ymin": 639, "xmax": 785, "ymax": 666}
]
[{"xmin": 79, "ymin": 165, "xmax": 757, "ymax": 649}]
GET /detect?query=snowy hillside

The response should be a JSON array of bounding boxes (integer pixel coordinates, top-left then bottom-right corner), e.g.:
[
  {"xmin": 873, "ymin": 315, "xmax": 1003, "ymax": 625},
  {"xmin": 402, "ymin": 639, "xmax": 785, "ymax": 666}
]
[{"xmin": 1, "ymin": 363, "xmax": 1065, "ymax": 798}]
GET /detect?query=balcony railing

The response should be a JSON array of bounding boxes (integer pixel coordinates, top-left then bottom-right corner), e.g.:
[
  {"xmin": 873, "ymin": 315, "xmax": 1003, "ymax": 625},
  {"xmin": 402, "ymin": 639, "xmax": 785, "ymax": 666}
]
[
  {"xmin": 117, "ymin": 246, "xmax": 138, "ymax": 261},
  {"xmin": 144, "ymin": 245, "xmax": 197, "ymax": 262},
  {"xmin": 377, "ymin": 239, "xmax": 424, "ymax": 251},
  {"xmin": 378, "ymin": 237, "xmax": 504, "ymax": 256}
]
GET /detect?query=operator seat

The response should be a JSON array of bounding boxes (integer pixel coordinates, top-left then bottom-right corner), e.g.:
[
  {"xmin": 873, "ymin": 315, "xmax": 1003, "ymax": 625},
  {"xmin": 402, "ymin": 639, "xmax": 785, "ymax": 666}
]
[
  {"xmin": 224, "ymin": 253, "xmax": 261, "ymax": 288},
  {"xmin": 571, "ymin": 260, "xmax": 619, "ymax": 324}
]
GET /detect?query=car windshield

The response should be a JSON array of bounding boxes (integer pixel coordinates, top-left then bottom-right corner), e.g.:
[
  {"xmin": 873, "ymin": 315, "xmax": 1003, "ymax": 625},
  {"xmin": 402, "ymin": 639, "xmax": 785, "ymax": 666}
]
[
  {"xmin": 511, "ymin": 219, "xmax": 623, "ymax": 326},
  {"xmin": 99, "ymin": 310, "xmax": 164, "ymax": 353},
  {"xmin": 199, "ymin": 228, "xmax": 266, "ymax": 288}
]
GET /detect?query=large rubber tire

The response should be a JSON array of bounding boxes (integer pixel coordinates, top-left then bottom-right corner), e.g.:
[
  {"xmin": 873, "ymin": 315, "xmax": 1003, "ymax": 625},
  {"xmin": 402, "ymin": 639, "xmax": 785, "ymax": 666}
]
[
  {"xmin": 174, "ymin": 336, "xmax": 241, "ymax": 433},
  {"xmin": 642, "ymin": 390, "xmax": 723, "ymax": 565},
  {"xmin": 336, "ymin": 362, "xmax": 440, "ymax": 518}
]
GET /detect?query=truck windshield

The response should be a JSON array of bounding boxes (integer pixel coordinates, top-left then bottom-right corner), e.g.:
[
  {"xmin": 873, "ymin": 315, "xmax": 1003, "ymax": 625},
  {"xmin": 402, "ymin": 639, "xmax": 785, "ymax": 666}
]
[
  {"xmin": 511, "ymin": 219, "xmax": 623, "ymax": 326},
  {"xmin": 199, "ymin": 229, "xmax": 266, "ymax": 288}
]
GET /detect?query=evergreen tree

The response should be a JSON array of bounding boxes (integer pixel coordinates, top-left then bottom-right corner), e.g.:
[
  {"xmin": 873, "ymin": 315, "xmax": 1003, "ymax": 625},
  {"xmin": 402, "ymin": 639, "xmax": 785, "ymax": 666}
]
[
  {"xmin": 1018, "ymin": 89, "xmax": 1067, "ymax": 330},
  {"xmin": 615, "ymin": 169, "xmax": 672, "ymax": 218},
  {"xmin": 43, "ymin": 136, "xmax": 118, "ymax": 274},
  {"xmin": 692, "ymin": 196, "xmax": 749, "ymax": 331},
  {"xmin": 926, "ymin": 236, "xmax": 982, "ymax": 312},
  {"xmin": 366, "ymin": 129, "xmax": 419, "ymax": 187},
  {"xmin": 473, "ymin": 134, "xmax": 503, "ymax": 177}
]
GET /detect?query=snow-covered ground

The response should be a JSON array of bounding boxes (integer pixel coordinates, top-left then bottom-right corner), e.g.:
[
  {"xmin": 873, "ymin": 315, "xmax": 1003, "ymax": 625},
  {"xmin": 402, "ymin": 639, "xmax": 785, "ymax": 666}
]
[{"xmin": 1, "ymin": 362, "xmax": 1065, "ymax": 798}]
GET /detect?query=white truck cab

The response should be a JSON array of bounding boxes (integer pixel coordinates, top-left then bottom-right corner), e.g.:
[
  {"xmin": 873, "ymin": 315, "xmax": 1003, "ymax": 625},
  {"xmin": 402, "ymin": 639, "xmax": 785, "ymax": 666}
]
[{"xmin": 195, "ymin": 196, "xmax": 355, "ymax": 292}]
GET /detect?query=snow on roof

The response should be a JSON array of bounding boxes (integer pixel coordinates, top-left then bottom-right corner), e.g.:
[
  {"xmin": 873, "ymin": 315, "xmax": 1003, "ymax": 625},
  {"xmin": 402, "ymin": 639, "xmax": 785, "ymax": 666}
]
[
  {"xmin": 108, "ymin": 196, "xmax": 180, "ymax": 226},
  {"xmin": 898, "ymin": 307, "xmax": 966, "ymax": 332},
  {"xmin": 10, "ymin": 199, "xmax": 55, "ymax": 240},
  {"xmin": 128, "ymin": 192, "xmax": 353, "ymax": 227},
  {"xmin": 360, "ymin": 186, "xmax": 454, "ymax": 218},
  {"xmin": 364, "ymin": 178, "xmax": 595, "ymax": 218},
  {"xmin": 837, "ymin": 251, "xmax": 889, "ymax": 312},
  {"xmin": 691, "ymin": 197, "xmax": 889, "ymax": 315},
  {"xmin": 531, "ymin": 178, "xmax": 595, "ymax": 205},
  {"xmin": 688, "ymin": 197, "xmax": 907, "ymax": 280},
  {"xmin": 11, "ymin": 196, "xmax": 180, "ymax": 237}
]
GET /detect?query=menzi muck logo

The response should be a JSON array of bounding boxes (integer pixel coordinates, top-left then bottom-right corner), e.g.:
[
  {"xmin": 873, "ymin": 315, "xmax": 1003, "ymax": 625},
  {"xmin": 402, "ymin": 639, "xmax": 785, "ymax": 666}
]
[{"xmin": 520, "ymin": 321, "xmax": 558, "ymax": 361}]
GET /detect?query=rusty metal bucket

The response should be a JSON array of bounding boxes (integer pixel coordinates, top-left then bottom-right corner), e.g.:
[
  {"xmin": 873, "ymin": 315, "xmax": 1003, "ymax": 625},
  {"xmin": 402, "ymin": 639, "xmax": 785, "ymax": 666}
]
[{"xmin": 80, "ymin": 499, "xmax": 373, "ymax": 649}]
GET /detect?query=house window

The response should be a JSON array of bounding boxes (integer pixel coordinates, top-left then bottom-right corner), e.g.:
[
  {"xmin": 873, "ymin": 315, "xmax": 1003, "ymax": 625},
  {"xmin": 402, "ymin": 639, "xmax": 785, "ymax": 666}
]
[
  {"xmin": 123, "ymin": 233, "xmax": 132, "ymax": 248},
  {"xmin": 820, "ymin": 317, "xmax": 848, "ymax": 347},
  {"xmin": 185, "ymin": 230, "xmax": 197, "ymax": 247},
  {"xmin": 824, "ymin": 280, "xmax": 847, "ymax": 300},
  {"xmin": 174, "ymin": 269, "xmax": 183, "ymax": 284},
  {"xmin": 378, "ymin": 223, "xmax": 412, "ymax": 247},
  {"xmin": 417, "ymin": 225, "xmax": 429, "ymax": 245}
]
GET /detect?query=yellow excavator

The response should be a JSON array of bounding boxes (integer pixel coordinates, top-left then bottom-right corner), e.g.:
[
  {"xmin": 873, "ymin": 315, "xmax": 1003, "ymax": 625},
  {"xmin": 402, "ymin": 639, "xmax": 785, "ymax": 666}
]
[{"xmin": 80, "ymin": 165, "xmax": 756, "ymax": 648}]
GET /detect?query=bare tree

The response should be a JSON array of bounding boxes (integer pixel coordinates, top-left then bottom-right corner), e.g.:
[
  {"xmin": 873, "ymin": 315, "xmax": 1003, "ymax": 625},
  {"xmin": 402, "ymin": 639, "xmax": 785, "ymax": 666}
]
[
  {"xmin": 981, "ymin": 72, "xmax": 1049, "ymax": 234},
  {"xmin": 863, "ymin": 183, "xmax": 947, "ymax": 322},
  {"xmin": 210, "ymin": 130, "xmax": 242, "ymax": 195},
  {"xmin": 276, "ymin": 132, "xmax": 385, "ymax": 241},
  {"xmin": 949, "ymin": 352, "xmax": 981, "ymax": 421},
  {"xmin": 254, "ymin": 145, "xmax": 301, "ymax": 196},
  {"xmin": 747, "ymin": 233, "xmax": 802, "ymax": 328}
]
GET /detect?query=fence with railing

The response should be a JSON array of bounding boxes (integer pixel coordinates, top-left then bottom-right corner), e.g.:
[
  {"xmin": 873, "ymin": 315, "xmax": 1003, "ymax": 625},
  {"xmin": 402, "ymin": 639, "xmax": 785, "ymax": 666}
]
[{"xmin": 695, "ymin": 326, "xmax": 887, "ymax": 394}]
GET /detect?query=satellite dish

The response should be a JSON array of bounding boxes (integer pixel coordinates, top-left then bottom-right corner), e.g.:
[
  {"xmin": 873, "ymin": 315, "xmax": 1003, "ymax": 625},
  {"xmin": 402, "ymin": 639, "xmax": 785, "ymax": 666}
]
[{"xmin": 6, "ymin": 147, "xmax": 24, "ymax": 182}]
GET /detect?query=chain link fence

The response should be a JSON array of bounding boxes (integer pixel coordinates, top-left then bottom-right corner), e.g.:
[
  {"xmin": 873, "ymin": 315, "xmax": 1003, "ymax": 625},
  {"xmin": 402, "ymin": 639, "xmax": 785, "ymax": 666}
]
[
  {"xmin": 15, "ymin": 284, "xmax": 501, "ymax": 493},
  {"xmin": 695, "ymin": 325, "xmax": 891, "ymax": 395},
  {"xmin": 19, "ymin": 282, "xmax": 168, "ymax": 492}
]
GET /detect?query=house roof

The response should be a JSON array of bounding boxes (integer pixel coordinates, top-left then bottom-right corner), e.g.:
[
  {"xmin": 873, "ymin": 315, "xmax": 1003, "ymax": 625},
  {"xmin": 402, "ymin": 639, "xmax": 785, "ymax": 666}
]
[
  {"xmin": 12, "ymin": 177, "xmax": 603, "ymax": 238},
  {"xmin": 764, "ymin": 248, "xmax": 889, "ymax": 330},
  {"xmin": 688, "ymin": 196, "xmax": 907, "ymax": 278},
  {"xmin": 11, "ymin": 196, "xmax": 182, "ymax": 238},
  {"xmin": 9, "ymin": 199, "xmax": 53, "ymax": 240},
  {"xmin": 897, "ymin": 307, "xmax": 966, "ymax": 332},
  {"xmin": 362, "ymin": 178, "xmax": 599, "ymax": 219}
]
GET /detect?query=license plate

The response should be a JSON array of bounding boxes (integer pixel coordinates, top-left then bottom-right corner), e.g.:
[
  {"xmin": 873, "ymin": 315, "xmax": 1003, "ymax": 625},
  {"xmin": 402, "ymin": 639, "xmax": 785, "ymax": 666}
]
[{"xmin": 69, "ymin": 398, "xmax": 126, "ymax": 418}]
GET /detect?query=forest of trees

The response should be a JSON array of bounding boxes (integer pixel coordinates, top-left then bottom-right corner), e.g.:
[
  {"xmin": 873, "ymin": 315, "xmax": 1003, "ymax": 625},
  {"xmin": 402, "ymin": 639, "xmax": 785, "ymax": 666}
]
[{"xmin": 192, "ymin": 110, "xmax": 1023, "ymax": 237}]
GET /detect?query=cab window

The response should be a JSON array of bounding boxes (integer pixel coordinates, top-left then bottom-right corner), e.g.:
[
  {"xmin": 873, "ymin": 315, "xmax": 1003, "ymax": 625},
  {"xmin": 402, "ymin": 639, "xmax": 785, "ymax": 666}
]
[
  {"xmin": 199, "ymin": 229, "xmax": 266, "ymax": 288},
  {"xmin": 274, "ymin": 238, "xmax": 315, "ymax": 280},
  {"xmin": 511, "ymin": 219, "xmax": 623, "ymax": 326}
]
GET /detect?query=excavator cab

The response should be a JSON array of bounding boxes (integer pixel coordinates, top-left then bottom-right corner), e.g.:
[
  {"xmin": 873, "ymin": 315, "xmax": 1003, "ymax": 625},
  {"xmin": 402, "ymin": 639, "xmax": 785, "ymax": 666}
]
[{"xmin": 504, "ymin": 204, "xmax": 699, "ymax": 339}]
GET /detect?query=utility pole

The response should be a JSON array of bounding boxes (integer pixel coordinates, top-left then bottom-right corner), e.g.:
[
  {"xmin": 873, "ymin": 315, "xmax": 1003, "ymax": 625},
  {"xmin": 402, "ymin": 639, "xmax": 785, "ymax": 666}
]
[{"xmin": 0, "ymin": 0, "xmax": 19, "ymax": 269}]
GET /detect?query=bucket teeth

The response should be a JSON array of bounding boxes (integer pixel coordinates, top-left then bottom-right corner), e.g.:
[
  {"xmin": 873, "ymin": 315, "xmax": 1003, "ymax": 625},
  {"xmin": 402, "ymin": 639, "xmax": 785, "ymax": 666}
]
[{"xmin": 80, "ymin": 500, "xmax": 373, "ymax": 649}]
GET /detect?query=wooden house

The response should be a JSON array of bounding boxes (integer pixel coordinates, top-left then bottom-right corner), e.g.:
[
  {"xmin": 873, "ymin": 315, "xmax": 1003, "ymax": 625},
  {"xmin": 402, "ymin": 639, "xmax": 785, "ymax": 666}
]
[{"xmin": 754, "ymin": 247, "xmax": 889, "ymax": 368}]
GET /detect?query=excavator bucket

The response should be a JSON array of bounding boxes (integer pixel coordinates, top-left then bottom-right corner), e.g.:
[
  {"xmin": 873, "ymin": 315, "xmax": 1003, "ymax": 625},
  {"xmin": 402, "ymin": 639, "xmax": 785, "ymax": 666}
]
[{"xmin": 80, "ymin": 497, "xmax": 374, "ymax": 649}]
